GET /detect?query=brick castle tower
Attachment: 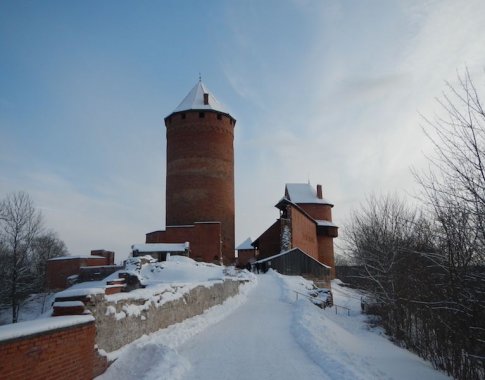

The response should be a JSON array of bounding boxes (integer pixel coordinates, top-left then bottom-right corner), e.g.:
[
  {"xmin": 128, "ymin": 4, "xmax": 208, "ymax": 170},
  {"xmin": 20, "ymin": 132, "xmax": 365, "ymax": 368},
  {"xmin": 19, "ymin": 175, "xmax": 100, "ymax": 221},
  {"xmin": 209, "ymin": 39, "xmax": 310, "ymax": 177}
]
[{"xmin": 162, "ymin": 80, "xmax": 236, "ymax": 264}]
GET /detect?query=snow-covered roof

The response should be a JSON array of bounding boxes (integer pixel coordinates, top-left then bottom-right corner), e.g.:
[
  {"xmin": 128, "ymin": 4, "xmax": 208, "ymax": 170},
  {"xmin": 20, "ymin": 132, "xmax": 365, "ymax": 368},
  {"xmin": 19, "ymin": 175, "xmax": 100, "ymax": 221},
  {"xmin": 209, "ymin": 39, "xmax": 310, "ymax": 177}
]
[
  {"xmin": 285, "ymin": 183, "xmax": 333, "ymax": 206},
  {"xmin": 131, "ymin": 243, "xmax": 189, "ymax": 253},
  {"xmin": 172, "ymin": 81, "xmax": 229, "ymax": 114},
  {"xmin": 48, "ymin": 255, "xmax": 106, "ymax": 261},
  {"xmin": 236, "ymin": 237, "xmax": 254, "ymax": 250},
  {"xmin": 53, "ymin": 301, "xmax": 84, "ymax": 308},
  {"xmin": 316, "ymin": 220, "xmax": 338, "ymax": 228}
]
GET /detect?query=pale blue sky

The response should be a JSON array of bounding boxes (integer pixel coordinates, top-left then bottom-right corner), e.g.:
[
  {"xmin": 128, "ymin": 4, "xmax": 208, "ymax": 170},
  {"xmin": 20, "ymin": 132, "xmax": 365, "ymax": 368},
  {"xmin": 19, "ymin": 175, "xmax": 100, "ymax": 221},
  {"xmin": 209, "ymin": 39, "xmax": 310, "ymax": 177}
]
[{"xmin": 1, "ymin": 1, "xmax": 485, "ymax": 262}]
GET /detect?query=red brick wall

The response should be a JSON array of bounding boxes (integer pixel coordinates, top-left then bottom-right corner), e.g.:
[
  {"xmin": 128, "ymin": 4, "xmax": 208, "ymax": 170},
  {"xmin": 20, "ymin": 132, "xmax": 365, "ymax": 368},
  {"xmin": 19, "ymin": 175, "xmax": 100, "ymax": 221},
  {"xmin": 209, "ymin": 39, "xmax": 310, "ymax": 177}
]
[
  {"xmin": 192, "ymin": 222, "xmax": 223, "ymax": 262},
  {"xmin": 318, "ymin": 235, "xmax": 336, "ymax": 278},
  {"xmin": 0, "ymin": 321, "xmax": 96, "ymax": 380},
  {"xmin": 290, "ymin": 206, "xmax": 319, "ymax": 260},
  {"xmin": 146, "ymin": 222, "xmax": 222, "ymax": 263},
  {"xmin": 47, "ymin": 257, "xmax": 110, "ymax": 290},
  {"xmin": 254, "ymin": 220, "xmax": 281, "ymax": 260},
  {"xmin": 295, "ymin": 203, "xmax": 336, "ymax": 276},
  {"xmin": 298, "ymin": 203, "xmax": 333, "ymax": 221},
  {"xmin": 93, "ymin": 349, "xmax": 109, "ymax": 377},
  {"xmin": 84, "ymin": 257, "xmax": 110, "ymax": 266},
  {"xmin": 237, "ymin": 249, "xmax": 257, "ymax": 266},
  {"xmin": 91, "ymin": 250, "xmax": 115, "ymax": 265},
  {"xmin": 47, "ymin": 258, "xmax": 82, "ymax": 289},
  {"xmin": 165, "ymin": 110, "xmax": 235, "ymax": 264},
  {"xmin": 147, "ymin": 225, "xmax": 194, "ymax": 243}
]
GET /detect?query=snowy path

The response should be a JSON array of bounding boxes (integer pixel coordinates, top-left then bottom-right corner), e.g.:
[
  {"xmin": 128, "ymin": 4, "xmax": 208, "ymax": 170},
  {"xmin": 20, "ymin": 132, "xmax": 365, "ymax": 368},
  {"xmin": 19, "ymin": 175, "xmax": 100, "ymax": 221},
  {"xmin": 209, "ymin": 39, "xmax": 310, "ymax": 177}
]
[
  {"xmin": 99, "ymin": 271, "xmax": 449, "ymax": 380},
  {"xmin": 178, "ymin": 274, "xmax": 327, "ymax": 380}
]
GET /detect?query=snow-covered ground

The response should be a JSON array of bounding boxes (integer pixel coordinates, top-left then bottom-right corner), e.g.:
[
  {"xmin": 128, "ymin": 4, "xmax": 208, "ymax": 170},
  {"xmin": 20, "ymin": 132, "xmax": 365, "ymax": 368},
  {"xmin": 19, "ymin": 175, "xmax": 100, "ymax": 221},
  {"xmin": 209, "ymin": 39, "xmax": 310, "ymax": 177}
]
[
  {"xmin": 0, "ymin": 293, "xmax": 56, "ymax": 325},
  {"xmin": 98, "ymin": 271, "xmax": 449, "ymax": 380},
  {"xmin": 0, "ymin": 256, "xmax": 244, "ymax": 326}
]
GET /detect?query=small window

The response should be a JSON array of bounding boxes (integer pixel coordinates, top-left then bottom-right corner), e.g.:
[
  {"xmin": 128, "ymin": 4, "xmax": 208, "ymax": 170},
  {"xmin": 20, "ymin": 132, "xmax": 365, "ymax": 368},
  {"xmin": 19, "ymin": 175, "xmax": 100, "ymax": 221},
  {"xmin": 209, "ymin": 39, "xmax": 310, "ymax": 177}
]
[
  {"xmin": 199, "ymin": 112, "xmax": 205, "ymax": 118},
  {"xmin": 217, "ymin": 113, "xmax": 222, "ymax": 120},
  {"xmin": 181, "ymin": 113, "xmax": 186, "ymax": 119}
]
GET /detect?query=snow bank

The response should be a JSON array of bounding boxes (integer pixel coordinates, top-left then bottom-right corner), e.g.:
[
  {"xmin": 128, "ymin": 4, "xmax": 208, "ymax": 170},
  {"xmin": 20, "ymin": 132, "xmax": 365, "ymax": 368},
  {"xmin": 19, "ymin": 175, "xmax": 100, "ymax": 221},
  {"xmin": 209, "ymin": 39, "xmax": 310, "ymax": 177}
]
[
  {"xmin": 276, "ymin": 272, "xmax": 449, "ymax": 380},
  {"xmin": 99, "ymin": 342, "xmax": 190, "ymax": 380},
  {"xmin": 130, "ymin": 255, "xmax": 225, "ymax": 286},
  {"xmin": 98, "ymin": 271, "xmax": 448, "ymax": 380},
  {"xmin": 0, "ymin": 293, "xmax": 57, "ymax": 325},
  {"xmin": 101, "ymin": 256, "xmax": 248, "ymax": 307},
  {"xmin": 56, "ymin": 255, "xmax": 235, "ymax": 307},
  {"xmin": 97, "ymin": 276, "xmax": 257, "ymax": 380}
]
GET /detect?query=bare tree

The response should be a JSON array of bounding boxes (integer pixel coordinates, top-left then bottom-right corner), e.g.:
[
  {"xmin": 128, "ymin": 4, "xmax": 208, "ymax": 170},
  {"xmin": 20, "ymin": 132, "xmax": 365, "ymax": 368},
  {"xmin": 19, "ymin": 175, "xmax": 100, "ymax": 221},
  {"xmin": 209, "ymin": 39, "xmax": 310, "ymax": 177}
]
[
  {"xmin": 31, "ymin": 231, "xmax": 67, "ymax": 290},
  {"xmin": 0, "ymin": 192, "xmax": 43, "ymax": 323},
  {"xmin": 414, "ymin": 68, "xmax": 485, "ymax": 379},
  {"xmin": 340, "ymin": 70, "xmax": 485, "ymax": 379},
  {"xmin": 345, "ymin": 194, "xmax": 426, "ymax": 299},
  {"xmin": 418, "ymin": 68, "xmax": 485, "ymax": 260}
]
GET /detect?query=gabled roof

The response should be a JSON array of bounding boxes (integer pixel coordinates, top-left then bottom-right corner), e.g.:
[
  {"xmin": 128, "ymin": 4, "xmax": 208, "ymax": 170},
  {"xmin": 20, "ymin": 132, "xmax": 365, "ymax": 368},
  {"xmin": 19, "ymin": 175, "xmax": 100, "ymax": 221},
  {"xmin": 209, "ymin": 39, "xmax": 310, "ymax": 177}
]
[
  {"xmin": 172, "ymin": 80, "xmax": 229, "ymax": 114},
  {"xmin": 285, "ymin": 183, "xmax": 333, "ymax": 206},
  {"xmin": 236, "ymin": 237, "xmax": 254, "ymax": 250}
]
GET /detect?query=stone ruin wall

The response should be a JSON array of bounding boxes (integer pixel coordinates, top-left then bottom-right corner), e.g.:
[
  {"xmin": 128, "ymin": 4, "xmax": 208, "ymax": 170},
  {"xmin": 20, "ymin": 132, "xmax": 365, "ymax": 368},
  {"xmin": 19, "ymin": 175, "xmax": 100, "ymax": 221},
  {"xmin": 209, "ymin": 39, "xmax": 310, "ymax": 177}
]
[{"xmin": 87, "ymin": 279, "xmax": 242, "ymax": 352}]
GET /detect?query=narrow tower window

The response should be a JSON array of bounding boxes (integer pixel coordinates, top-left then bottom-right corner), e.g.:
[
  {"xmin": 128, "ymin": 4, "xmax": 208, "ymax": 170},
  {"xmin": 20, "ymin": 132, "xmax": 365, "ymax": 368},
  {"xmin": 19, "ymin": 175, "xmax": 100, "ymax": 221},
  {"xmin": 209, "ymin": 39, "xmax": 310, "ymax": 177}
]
[{"xmin": 199, "ymin": 112, "xmax": 205, "ymax": 118}]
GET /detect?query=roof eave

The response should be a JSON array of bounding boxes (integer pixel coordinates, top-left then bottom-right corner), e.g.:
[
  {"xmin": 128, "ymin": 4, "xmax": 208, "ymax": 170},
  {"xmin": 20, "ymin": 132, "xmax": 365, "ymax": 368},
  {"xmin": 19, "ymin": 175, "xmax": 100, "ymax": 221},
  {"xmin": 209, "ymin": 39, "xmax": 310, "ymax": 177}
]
[{"xmin": 164, "ymin": 109, "xmax": 236, "ymax": 123}]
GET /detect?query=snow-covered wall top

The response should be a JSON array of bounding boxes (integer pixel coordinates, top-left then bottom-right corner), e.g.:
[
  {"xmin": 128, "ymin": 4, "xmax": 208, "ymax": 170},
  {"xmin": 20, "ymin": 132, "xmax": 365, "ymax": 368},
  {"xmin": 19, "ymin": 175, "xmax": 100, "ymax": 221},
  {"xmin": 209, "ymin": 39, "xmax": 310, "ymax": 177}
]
[
  {"xmin": 0, "ymin": 315, "xmax": 94, "ymax": 341},
  {"xmin": 131, "ymin": 242, "xmax": 189, "ymax": 253}
]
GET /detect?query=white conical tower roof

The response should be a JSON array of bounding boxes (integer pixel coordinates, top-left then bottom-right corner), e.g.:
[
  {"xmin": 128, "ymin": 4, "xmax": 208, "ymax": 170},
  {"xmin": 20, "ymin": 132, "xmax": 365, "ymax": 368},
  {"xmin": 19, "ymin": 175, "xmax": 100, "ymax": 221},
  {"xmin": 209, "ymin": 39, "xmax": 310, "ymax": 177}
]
[
  {"xmin": 172, "ymin": 80, "xmax": 229, "ymax": 114},
  {"xmin": 285, "ymin": 183, "xmax": 333, "ymax": 206}
]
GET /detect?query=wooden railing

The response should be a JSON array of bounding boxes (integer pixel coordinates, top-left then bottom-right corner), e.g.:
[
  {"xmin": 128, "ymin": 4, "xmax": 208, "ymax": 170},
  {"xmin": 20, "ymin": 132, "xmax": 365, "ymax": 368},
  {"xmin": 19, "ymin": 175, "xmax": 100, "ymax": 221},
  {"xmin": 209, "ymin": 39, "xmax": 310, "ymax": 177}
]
[{"xmin": 333, "ymin": 304, "xmax": 350, "ymax": 316}]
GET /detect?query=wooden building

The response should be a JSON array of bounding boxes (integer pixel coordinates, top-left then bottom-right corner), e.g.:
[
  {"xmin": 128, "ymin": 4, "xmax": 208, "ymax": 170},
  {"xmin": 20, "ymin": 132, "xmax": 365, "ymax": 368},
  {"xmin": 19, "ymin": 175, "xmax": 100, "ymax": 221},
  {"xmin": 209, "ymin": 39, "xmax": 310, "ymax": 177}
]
[{"xmin": 255, "ymin": 248, "xmax": 330, "ymax": 285}]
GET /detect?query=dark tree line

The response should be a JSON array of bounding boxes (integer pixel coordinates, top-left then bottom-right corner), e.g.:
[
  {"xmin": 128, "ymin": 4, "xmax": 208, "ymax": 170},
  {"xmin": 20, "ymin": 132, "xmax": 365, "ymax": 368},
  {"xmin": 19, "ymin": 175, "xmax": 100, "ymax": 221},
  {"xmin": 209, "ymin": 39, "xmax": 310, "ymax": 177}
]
[
  {"xmin": 345, "ymin": 70, "xmax": 485, "ymax": 380},
  {"xmin": 0, "ymin": 191, "xmax": 67, "ymax": 323}
]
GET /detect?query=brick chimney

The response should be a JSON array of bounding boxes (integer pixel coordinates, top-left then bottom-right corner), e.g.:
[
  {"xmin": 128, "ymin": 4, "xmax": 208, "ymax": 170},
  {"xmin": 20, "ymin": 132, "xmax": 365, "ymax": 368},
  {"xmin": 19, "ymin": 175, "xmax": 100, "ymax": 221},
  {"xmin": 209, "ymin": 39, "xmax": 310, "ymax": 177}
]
[
  {"xmin": 203, "ymin": 93, "xmax": 209, "ymax": 105},
  {"xmin": 317, "ymin": 184, "xmax": 323, "ymax": 199}
]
